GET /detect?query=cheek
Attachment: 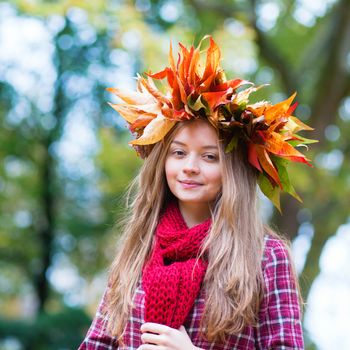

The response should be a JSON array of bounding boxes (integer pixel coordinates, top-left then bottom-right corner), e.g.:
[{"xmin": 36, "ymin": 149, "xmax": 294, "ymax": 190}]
[
  {"xmin": 207, "ymin": 166, "xmax": 222, "ymax": 186},
  {"xmin": 164, "ymin": 159, "xmax": 176, "ymax": 183}
]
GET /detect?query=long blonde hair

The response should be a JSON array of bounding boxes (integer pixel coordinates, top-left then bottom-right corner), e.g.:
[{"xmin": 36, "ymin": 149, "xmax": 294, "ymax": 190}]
[{"xmin": 105, "ymin": 119, "xmax": 301, "ymax": 344}]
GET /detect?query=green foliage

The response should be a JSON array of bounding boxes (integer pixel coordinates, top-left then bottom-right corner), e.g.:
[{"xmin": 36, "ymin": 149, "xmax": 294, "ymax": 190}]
[
  {"xmin": 1, "ymin": 0, "xmax": 349, "ymax": 349},
  {"xmin": 0, "ymin": 307, "xmax": 91, "ymax": 349},
  {"xmin": 97, "ymin": 127, "xmax": 142, "ymax": 196}
]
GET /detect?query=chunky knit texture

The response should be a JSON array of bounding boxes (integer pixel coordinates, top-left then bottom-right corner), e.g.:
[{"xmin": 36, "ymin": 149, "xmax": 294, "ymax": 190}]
[
  {"xmin": 142, "ymin": 200, "xmax": 211, "ymax": 329},
  {"xmin": 79, "ymin": 234, "xmax": 305, "ymax": 349}
]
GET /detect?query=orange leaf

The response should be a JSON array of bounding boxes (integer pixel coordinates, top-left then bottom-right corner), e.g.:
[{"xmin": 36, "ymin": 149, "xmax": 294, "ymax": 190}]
[
  {"xmin": 169, "ymin": 41, "xmax": 176, "ymax": 72},
  {"xmin": 201, "ymin": 90, "xmax": 228, "ymax": 109},
  {"xmin": 188, "ymin": 47, "xmax": 201, "ymax": 86},
  {"xmin": 146, "ymin": 68, "xmax": 168, "ymax": 80},
  {"xmin": 172, "ymin": 109, "xmax": 191, "ymax": 120},
  {"xmin": 130, "ymin": 115, "xmax": 156, "ymax": 131},
  {"xmin": 166, "ymin": 70, "xmax": 182, "ymax": 110},
  {"xmin": 200, "ymin": 37, "xmax": 221, "ymax": 90},
  {"xmin": 178, "ymin": 42, "xmax": 188, "ymax": 83},
  {"xmin": 255, "ymin": 145, "xmax": 281, "ymax": 187},
  {"xmin": 213, "ymin": 79, "xmax": 250, "ymax": 92},
  {"xmin": 176, "ymin": 75, "xmax": 187, "ymax": 105},
  {"xmin": 265, "ymin": 131, "xmax": 309, "ymax": 161},
  {"xmin": 264, "ymin": 92, "xmax": 296, "ymax": 124}
]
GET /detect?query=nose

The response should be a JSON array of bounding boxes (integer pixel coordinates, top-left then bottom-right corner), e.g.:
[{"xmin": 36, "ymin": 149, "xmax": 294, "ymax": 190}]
[{"xmin": 182, "ymin": 154, "xmax": 200, "ymax": 174}]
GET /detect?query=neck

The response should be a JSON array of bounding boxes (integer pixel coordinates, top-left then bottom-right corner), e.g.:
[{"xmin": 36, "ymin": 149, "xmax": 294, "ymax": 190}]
[{"xmin": 178, "ymin": 201, "xmax": 211, "ymax": 228}]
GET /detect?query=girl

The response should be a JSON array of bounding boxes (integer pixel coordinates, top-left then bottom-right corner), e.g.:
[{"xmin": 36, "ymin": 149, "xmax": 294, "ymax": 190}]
[{"xmin": 79, "ymin": 36, "xmax": 313, "ymax": 350}]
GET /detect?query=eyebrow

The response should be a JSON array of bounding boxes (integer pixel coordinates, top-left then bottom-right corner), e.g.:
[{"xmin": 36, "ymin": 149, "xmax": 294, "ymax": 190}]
[{"xmin": 171, "ymin": 140, "xmax": 218, "ymax": 150}]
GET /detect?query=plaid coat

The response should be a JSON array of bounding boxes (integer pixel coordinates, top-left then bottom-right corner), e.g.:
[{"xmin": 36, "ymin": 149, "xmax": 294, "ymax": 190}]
[{"xmin": 78, "ymin": 235, "xmax": 304, "ymax": 349}]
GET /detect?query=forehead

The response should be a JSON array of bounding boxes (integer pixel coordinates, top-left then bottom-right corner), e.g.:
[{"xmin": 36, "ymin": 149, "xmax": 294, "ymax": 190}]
[{"xmin": 171, "ymin": 121, "xmax": 219, "ymax": 147}]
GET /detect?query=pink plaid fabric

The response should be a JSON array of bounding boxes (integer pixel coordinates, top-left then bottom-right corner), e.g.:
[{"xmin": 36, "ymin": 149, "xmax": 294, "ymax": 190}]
[{"xmin": 78, "ymin": 235, "xmax": 304, "ymax": 349}]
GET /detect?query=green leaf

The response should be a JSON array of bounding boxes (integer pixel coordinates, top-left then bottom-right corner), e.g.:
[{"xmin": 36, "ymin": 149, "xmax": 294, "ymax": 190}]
[
  {"xmin": 288, "ymin": 135, "xmax": 319, "ymax": 147},
  {"xmin": 187, "ymin": 95, "xmax": 209, "ymax": 114},
  {"xmin": 273, "ymin": 157, "xmax": 302, "ymax": 202},
  {"xmin": 225, "ymin": 135, "xmax": 239, "ymax": 153},
  {"xmin": 258, "ymin": 173, "xmax": 281, "ymax": 213}
]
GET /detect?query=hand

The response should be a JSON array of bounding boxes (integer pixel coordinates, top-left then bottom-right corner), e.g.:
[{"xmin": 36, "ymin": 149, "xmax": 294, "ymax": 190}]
[{"xmin": 137, "ymin": 322, "xmax": 202, "ymax": 350}]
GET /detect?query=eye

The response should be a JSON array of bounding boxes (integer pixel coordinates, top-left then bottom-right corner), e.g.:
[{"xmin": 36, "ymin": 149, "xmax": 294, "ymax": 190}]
[
  {"xmin": 171, "ymin": 149, "xmax": 185, "ymax": 157},
  {"xmin": 204, "ymin": 154, "xmax": 218, "ymax": 161}
]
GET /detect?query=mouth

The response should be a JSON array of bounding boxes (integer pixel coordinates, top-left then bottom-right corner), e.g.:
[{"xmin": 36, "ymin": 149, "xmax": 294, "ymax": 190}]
[{"xmin": 178, "ymin": 180, "xmax": 203, "ymax": 188}]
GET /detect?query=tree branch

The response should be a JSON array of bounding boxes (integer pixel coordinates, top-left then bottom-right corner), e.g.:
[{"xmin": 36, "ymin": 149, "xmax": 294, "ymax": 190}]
[
  {"xmin": 248, "ymin": 0, "xmax": 298, "ymax": 93},
  {"xmin": 188, "ymin": 0, "xmax": 238, "ymax": 17},
  {"xmin": 310, "ymin": 0, "xmax": 350, "ymax": 141}
]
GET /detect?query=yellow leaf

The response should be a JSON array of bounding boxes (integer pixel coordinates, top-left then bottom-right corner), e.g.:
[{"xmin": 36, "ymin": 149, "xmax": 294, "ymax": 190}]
[
  {"xmin": 231, "ymin": 85, "xmax": 266, "ymax": 105},
  {"xmin": 130, "ymin": 114, "xmax": 176, "ymax": 145},
  {"xmin": 285, "ymin": 116, "xmax": 314, "ymax": 133},
  {"xmin": 107, "ymin": 87, "xmax": 155, "ymax": 105},
  {"xmin": 108, "ymin": 103, "xmax": 158, "ymax": 124}
]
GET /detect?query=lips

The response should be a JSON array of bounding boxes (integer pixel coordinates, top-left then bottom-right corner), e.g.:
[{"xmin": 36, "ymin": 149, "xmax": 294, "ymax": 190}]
[
  {"xmin": 178, "ymin": 180, "xmax": 203, "ymax": 189},
  {"xmin": 178, "ymin": 179, "xmax": 202, "ymax": 185}
]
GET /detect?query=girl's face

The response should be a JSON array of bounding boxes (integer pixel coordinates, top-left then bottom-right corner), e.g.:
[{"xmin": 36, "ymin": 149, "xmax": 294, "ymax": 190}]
[{"xmin": 165, "ymin": 120, "xmax": 222, "ymax": 207}]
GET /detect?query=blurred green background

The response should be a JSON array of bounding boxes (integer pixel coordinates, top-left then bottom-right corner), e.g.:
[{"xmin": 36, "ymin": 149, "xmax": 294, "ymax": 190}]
[{"xmin": 0, "ymin": 0, "xmax": 349, "ymax": 349}]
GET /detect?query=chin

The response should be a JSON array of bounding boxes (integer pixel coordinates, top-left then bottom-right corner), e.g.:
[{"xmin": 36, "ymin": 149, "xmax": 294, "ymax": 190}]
[{"xmin": 176, "ymin": 196, "xmax": 210, "ymax": 204}]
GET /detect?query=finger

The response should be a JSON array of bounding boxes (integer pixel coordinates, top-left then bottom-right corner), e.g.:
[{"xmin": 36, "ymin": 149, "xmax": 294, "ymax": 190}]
[
  {"xmin": 141, "ymin": 322, "xmax": 171, "ymax": 335},
  {"xmin": 137, "ymin": 344, "xmax": 160, "ymax": 350},
  {"xmin": 179, "ymin": 325, "xmax": 187, "ymax": 333},
  {"xmin": 141, "ymin": 332, "xmax": 164, "ymax": 345}
]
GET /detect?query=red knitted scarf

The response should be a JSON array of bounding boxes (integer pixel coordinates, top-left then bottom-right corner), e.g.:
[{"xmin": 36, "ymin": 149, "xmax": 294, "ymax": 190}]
[{"xmin": 142, "ymin": 200, "xmax": 211, "ymax": 329}]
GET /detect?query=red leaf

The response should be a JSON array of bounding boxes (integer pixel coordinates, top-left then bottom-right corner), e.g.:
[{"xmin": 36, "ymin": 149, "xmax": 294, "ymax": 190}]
[{"xmin": 248, "ymin": 143, "xmax": 262, "ymax": 172}]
